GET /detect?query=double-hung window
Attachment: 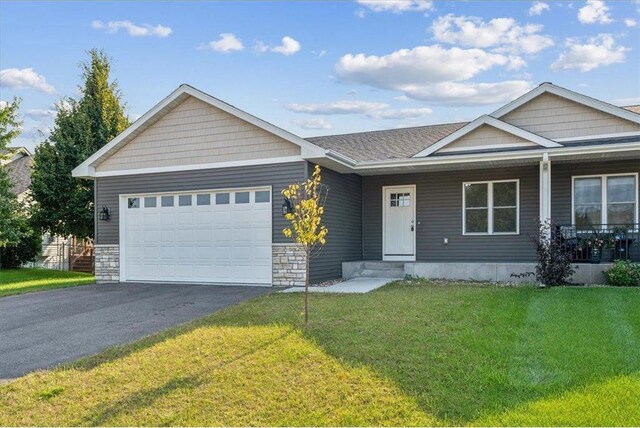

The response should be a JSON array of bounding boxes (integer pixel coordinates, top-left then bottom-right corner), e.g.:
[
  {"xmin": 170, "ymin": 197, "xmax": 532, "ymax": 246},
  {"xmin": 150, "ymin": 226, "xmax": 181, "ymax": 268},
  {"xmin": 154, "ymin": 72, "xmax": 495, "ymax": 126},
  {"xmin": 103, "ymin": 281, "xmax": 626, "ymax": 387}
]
[
  {"xmin": 463, "ymin": 180, "xmax": 519, "ymax": 235},
  {"xmin": 573, "ymin": 174, "xmax": 638, "ymax": 228}
]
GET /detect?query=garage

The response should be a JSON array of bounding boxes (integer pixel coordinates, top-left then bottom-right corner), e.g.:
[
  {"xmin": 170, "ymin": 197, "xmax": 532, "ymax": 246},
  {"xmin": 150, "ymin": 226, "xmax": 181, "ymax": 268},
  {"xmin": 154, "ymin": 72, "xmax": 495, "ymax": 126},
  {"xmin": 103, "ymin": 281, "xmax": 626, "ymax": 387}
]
[{"xmin": 120, "ymin": 187, "xmax": 272, "ymax": 285}]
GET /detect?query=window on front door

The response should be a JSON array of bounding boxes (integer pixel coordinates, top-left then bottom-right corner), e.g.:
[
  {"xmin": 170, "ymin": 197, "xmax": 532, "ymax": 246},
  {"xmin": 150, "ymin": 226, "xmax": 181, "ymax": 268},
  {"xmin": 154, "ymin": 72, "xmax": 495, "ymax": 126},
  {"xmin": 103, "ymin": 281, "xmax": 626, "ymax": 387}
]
[{"xmin": 573, "ymin": 174, "xmax": 638, "ymax": 228}]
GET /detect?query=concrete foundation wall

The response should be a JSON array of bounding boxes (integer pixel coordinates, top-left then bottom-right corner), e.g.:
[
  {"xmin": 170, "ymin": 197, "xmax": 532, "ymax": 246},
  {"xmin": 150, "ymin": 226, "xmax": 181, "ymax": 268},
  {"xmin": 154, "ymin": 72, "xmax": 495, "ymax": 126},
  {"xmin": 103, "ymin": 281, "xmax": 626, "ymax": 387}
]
[{"xmin": 343, "ymin": 261, "xmax": 611, "ymax": 285}]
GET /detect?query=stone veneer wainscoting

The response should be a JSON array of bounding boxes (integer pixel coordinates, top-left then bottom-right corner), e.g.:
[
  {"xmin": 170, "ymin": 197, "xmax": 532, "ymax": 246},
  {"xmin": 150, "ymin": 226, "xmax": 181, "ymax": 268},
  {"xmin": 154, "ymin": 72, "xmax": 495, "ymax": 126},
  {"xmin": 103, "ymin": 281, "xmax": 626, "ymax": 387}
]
[
  {"xmin": 272, "ymin": 243, "xmax": 307, "ymax": 287},
  {"xmin": 96, "ymin": 243, "xmax": 308, "ymax": 286},
  {"xmin": 94, "ymin": 245, "xmax": 119, "ymax": 283}
]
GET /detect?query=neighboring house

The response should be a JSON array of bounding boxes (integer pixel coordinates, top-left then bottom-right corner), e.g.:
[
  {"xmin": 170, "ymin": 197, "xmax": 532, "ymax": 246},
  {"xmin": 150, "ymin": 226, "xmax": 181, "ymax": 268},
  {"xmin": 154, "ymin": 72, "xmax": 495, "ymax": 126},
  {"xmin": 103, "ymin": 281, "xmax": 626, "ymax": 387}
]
[
  {"xmin": 73, "ymin": 83, "xmax": 640, "ymax": 285},
  {"xmin": 1, "ymin": 147, "xmax": 33, "ymax": 202},
  {"xmin": 2, "ymin": 147, "xmax": 74, "ymax": 270}
]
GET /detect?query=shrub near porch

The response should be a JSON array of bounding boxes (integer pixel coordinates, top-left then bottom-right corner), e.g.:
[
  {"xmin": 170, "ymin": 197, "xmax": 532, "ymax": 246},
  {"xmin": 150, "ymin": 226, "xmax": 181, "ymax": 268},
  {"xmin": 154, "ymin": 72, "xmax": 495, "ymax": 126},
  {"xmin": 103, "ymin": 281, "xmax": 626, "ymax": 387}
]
[{"xmin": 1, "ymin": 281, "xmax": 639, "ymax": 426}]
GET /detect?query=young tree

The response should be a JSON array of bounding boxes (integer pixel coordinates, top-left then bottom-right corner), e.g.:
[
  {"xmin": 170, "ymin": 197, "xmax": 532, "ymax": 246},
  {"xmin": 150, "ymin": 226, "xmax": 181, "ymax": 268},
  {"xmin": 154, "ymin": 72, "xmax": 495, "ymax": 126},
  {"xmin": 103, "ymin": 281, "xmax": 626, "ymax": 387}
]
[
  {"xmin": 282, "ymin": 165, "xmax": 329, "ymax": 325},
  {"xmin": 0, "ymin": 98, "xmax": 24, "ymax": 248},
  {"xmin": 30, "ymin": 49, "xmax": 129, "ymax": 239}
]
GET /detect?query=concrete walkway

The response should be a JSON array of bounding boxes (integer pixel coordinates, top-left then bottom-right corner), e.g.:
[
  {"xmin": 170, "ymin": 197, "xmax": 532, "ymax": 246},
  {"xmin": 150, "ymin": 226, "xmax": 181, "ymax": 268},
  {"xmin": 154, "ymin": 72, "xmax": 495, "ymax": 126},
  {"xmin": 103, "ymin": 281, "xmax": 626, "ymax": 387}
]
[{"xmin": 281, "ymin": 277, "xmax": 397, "ymax": 294}]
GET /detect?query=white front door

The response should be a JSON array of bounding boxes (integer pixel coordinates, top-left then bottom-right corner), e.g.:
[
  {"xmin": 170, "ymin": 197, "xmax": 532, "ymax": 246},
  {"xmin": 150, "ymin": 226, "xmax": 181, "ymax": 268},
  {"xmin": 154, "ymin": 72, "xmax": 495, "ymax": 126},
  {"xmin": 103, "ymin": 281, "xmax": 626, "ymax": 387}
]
[{"xmin": 383, "ymin": 185, "xmax": 416, "ymax": 261}]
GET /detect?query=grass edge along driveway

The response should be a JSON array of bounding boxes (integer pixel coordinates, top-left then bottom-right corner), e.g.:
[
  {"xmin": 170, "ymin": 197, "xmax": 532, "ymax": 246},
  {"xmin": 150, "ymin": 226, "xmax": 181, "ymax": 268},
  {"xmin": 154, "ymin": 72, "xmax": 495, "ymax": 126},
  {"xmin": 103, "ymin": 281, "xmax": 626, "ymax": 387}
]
[
  {"xmin": 1, "ymin": 280, "xmax": 639, "ymax": 426},
  {"xmin": 0, "ymin": 268, "xmax": 95, "ymax": 297}
]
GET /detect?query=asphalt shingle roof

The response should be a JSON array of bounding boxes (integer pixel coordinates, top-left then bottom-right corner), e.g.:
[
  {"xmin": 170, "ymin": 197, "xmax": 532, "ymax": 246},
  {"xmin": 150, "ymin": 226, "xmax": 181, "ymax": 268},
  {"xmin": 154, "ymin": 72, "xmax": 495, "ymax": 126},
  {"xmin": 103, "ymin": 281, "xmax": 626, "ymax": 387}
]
[
  {"xmin": 623, "ymin": 105, "xmax": 640, "ymax": 114},
  {"xmin": 305, "ymin": 122, "xmax": 467, "ymax": 162},
  {"xmin": 3, "ymin": 152, "xmax": 33, "ymax": 196}
]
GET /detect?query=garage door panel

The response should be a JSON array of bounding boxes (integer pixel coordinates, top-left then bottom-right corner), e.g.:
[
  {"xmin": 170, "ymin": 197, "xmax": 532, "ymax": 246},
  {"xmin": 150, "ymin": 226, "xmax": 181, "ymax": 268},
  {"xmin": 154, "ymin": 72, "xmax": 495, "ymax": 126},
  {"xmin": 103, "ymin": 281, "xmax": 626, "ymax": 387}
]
[{"xmin": 123, "ymin": 187, "xmax": 272, "ymax": 284}]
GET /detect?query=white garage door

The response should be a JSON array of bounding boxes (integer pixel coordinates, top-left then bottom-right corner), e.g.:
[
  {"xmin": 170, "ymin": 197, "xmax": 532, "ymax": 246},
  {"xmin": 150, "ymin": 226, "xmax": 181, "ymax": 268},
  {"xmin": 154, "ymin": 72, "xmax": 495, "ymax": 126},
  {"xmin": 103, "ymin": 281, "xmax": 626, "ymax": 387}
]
[{"xmin": 120, "ymin": 187, "xmax": 272, "ymax": 285}]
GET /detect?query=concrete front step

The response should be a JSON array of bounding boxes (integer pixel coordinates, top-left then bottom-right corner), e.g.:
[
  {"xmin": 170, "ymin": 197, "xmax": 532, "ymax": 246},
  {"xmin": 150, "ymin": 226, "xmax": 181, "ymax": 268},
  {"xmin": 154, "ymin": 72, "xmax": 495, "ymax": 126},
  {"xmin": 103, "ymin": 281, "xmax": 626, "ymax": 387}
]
[
  {"xmin": 359, "ymin": 269, "xmax": 405, "ymax": 278},
  {"xmin": 343, "ymin": 261, "xmax": 406, "ymax": 279}
]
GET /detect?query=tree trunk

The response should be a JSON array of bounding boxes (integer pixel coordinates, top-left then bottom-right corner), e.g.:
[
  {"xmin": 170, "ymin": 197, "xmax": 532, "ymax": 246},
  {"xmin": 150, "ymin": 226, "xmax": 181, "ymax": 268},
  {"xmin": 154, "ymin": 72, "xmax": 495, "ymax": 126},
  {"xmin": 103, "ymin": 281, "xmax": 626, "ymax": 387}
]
[{"xmin": 304, "ymin": 246, "xmax": 310, "ymax": 326}]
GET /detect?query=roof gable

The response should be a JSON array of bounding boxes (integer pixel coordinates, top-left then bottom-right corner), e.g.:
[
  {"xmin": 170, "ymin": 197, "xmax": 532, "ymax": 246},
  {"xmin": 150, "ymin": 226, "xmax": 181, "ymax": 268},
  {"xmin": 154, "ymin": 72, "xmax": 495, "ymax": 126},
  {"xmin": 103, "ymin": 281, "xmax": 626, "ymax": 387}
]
[
  {"xmin": 96, "ymin": 95, "xmax": 302, "ymax": 173},
  {"xmin": 73, "ymin": 85, "xmax": 326, "ymax": 178},
  {"xmin": 413, "ymin": 115, "xmax": 561, "ymax": 158},
  {"xmin": 492, "ymin": 83, "xmax": 640, "ymax": 140}
]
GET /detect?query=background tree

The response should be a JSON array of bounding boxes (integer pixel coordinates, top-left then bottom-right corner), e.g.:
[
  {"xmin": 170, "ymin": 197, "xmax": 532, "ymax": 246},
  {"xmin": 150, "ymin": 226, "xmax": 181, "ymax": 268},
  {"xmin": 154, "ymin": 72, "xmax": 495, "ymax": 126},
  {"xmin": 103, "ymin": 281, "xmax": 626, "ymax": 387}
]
[
  {"xmin": 0, "ymin": 98, "xmax": 41, "ymax": 268},
  {"xmin": 30, "ymin": 49, "xmax": 129, "ymax": 240},
  {"xmin": 282, "ymin": 165, "xmax": 329, "ymax": 325},
  {"xmin": 0, "ymin": 98, "xmax": 24, "ymax": 248}
]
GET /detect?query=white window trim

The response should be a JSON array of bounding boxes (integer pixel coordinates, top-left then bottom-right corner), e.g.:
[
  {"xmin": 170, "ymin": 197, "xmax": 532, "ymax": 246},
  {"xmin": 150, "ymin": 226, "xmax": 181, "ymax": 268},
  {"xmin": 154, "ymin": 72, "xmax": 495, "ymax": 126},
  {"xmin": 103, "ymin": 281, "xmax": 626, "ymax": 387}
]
[
  {"xmin": 571, "ymin": 173, "xmax": 639, "ymax": 227},
  {"xmin": 462, "ymin": 179, "xmax": 520, "ymax": 236}
]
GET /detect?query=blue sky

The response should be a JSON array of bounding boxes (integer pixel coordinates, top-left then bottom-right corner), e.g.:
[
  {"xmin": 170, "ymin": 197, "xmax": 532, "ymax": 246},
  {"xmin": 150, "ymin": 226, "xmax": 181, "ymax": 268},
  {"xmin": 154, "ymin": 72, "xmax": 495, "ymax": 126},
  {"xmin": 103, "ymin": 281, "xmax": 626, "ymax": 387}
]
[{"xmin": 1, "ymin": 0, "xmax": 639, "ymax": 152}]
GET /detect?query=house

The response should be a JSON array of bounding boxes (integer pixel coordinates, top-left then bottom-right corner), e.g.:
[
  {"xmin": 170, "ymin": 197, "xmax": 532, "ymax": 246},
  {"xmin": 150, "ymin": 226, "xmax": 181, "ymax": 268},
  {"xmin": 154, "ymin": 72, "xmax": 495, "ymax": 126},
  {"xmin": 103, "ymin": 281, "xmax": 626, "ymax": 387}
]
[
  {"xmin": 1, "ymin": 147, "xmax": 33, "ymax": 202},
  {"xmin": 2, "ymin": 147, "xmax": 78, "ymax": 270},
  {"xmin": 73, "ymin": 83, "xmax": 640, "ymax": 285}
]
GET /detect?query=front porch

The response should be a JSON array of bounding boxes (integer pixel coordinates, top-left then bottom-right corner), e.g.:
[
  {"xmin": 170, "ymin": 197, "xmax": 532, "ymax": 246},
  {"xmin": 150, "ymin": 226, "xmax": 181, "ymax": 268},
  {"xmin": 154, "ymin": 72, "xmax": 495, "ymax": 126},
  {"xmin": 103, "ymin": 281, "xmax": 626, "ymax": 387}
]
[{"xmin": 348, "ymin": 154, "xmax": 639, "ymax": 284}]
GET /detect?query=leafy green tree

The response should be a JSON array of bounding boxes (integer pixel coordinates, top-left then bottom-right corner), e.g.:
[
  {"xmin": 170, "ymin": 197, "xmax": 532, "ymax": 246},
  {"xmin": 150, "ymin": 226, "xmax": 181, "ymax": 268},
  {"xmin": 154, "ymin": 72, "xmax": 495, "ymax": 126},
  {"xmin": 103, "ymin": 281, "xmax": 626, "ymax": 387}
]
[
  {"xmin": 0, "ymin": 98, "xmax": 41, "ymax": 268},
  {"xmin": 0, "ymin": 98, "xmax": 24, "ymax": 248},
  {"xmin": 30, "ymin": 49, "xmax": 129, "ymax": 239}
]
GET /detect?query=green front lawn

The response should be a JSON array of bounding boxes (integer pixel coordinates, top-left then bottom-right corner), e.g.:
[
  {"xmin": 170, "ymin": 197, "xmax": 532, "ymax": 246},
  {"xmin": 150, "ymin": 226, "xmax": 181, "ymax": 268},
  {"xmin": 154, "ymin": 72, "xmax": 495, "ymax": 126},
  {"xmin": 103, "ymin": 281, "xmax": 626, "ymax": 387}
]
[
  {"xmin": 0, "ymin": 268, "xmax": 95, "ymax": 297},
  {"xmin": 1, "ymin": 281, "xmax": 639, "ymax": 426}
]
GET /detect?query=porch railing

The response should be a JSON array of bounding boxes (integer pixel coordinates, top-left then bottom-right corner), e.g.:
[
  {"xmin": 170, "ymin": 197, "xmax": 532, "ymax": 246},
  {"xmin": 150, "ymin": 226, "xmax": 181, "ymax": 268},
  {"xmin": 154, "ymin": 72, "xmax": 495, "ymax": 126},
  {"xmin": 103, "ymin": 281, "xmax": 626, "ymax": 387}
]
[{"xmin": 554, "ymin": 223, "xmax": 640, "ymax": 263}]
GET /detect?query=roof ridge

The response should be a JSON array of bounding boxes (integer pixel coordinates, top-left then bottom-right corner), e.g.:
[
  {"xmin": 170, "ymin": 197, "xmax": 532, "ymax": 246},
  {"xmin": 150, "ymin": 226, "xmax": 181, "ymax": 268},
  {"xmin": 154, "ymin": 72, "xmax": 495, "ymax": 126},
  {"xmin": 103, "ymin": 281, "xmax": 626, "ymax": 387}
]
[{"xmin": 305, "ymin": 121, "xmax": 469, "ymax": 140}]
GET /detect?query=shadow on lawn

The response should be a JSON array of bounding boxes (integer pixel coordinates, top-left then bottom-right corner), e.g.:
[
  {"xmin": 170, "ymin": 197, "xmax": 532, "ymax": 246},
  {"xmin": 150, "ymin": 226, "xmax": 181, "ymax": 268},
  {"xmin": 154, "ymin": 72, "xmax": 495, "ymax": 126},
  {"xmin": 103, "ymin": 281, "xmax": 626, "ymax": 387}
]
[
  {"xmin": 64, "ymin": 282, "xmax": 640, "ymax": 425},
  {"xmin": 81, "ymin": 376, "xmax": 204, "ymax": 426}
]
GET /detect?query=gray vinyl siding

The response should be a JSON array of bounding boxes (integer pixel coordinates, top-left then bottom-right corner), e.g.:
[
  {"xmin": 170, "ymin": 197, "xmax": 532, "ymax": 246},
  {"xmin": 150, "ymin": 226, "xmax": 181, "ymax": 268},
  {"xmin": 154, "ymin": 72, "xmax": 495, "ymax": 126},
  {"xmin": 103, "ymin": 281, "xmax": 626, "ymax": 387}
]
[
  {"xmin": 308, "ymin": 164, "xmax": 363, "ymax": 284},
  {"xmin": 551, "ymin": 159, "xmax": 640, "ymax": 224},
  {"xmin": 95, "ymin": 162, "xmax": 306, "ymax": 245},
  {"xmin": 362, "ymin": 166, "xmax": 540, "ymax": 262}
]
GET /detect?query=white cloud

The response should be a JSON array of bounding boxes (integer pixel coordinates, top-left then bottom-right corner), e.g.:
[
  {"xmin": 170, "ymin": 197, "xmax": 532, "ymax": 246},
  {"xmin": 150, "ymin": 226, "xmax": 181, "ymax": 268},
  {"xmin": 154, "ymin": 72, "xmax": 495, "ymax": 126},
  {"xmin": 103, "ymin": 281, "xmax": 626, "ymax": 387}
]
[
  {"xmin": 355, "ymin": 8, "xmax": 367, "ymax": 18},
  {"xmin": 288, "ymin": 99, "xmax": 433, "ymax": 120},
  {"xmin": 578, "ymin": 0, "xmax": 612, "ymax": 24},
  {"xmin": 24, "ymin": 109, "xmax": 56, "ymax": 120},
  {"xmin": 356, "ymin": 0, "xmax": 433, "ymax": 14},
  {"xmin": 336, "ymin": 45, "xmax": 508, "ymax": 87},
  {"xmin": 292, "ymin": 118, "xmax": 333, "ymax": 130},
  {"xmin": 397, "ymin": 81, "xmax": 533, "ymax": 105},
  {"xmin": 287, "ymin": 100, "xmax": 388, "ymax": 114},
  {"xmin": 529, "ymin": 2, "xmax": 550, "ymax": 16},
  {"xmin": 430, "ymin": 15, "xmax": 554, "ymax": 55},
  {"xmin": 200, "ymin": 33, "xmax": 244, "ymax": 53},
  {"xmin": 624, "ymin": 18, "xmax": 637, "ymax": 27},
  {"xmin": 271, "ymin": 36, "xmax": 301, "ymax": 56},
  {"xmin": 551, "ymin": 34, "xmax": 628, "ymax": 72},
  {"xmin": 367, "ymin": 107, "xmax": 433, "ymax": 119},
  {"xmin": 614, "ymin": 96, "xmax": 640, "ymax": 105},
  {"xmin": 507, "ymin": 55, "xmax": 528, "ymax": 70},
  {"xmin": 91, "ymin": 20, "xmax": 172, "ymax": 37},
  {"xmin": 0, "ymin": 68, "xmax": 55, "ymax": 94},
  {"xmin": 255, "ymin": 36, "xmax": 301, "ymax": 56},
  {"xmin": 335, "ymin": 44, "xmax": 533, "ymax": 105},
  {"xmin": 0, "ymin": 100, "xmax": 7, "ymax": 109}
]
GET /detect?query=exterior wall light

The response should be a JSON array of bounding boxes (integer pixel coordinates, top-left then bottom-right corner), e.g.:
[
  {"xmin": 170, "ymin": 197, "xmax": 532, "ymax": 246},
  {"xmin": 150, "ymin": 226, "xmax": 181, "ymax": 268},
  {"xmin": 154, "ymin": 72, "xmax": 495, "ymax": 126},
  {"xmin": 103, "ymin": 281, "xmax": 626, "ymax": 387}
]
[
  {"xmin": 282, "ymin": 198, "xmax": 294, "ymax": 216},
  {"xmin": 99, "ymin": 206, "xmax": 111, "ymax": 221}
]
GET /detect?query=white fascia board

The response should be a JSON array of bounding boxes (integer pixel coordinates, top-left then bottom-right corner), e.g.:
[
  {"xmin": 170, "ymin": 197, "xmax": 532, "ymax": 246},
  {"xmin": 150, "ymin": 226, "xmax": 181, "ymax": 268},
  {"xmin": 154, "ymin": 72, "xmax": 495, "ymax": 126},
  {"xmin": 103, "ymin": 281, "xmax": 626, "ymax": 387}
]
[
  {"xmin": 93, "ymin": 156, "xmax": 304, "ymax": 178},
  {"xmin": 412, "ymin": 115, "xmax": 561, "ymax": 158},
  {"xmin": 555, "ymin": 131, "xmax": 640, "ymax": 142},
  {"xmin": 355, "ymin": 140, "xmax": 640, "ymax": 171},
  {"xmin": 72, "ymin": 84, "xmax": 327, "ymax": 179},
  {"xmin": 491, "ymin": 83, "xmax": 640, "ymax": 125}
]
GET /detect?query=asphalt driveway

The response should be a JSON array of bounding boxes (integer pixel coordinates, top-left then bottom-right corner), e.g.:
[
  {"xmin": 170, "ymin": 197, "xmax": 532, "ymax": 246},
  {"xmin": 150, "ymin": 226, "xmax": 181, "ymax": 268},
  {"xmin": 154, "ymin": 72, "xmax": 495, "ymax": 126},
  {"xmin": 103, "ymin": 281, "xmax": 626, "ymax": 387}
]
[{"xmin": 0, "ymin": 282, "xmax": 271, "ymax": 379}]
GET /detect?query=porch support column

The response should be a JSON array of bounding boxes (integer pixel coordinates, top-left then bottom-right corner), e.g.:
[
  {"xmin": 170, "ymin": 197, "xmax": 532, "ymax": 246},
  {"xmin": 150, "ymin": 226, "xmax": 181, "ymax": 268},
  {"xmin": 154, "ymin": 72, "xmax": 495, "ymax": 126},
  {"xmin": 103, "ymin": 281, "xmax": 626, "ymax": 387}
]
[{"xmin": 539, "ymin": 152, "xmax": 552, "ymax": 230}]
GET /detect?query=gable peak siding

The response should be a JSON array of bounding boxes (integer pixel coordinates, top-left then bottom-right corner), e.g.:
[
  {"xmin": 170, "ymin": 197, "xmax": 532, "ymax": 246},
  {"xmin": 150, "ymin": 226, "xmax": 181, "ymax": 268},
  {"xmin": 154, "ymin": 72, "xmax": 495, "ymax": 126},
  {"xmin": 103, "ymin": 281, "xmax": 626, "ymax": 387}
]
[
  {"xmin": 501, "ymin": 93, "xmax": 640, "ymax": 140},
  {"xmin": 437, "ymin": 124, "xmax": 537, "ymax": 153},
  {"xmin": 97, "ymin": 96, "xmax": 300, "ymax": 172}
]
